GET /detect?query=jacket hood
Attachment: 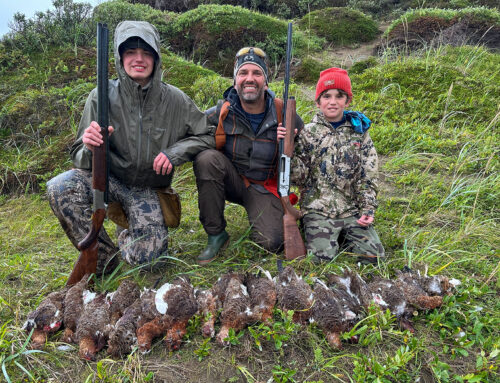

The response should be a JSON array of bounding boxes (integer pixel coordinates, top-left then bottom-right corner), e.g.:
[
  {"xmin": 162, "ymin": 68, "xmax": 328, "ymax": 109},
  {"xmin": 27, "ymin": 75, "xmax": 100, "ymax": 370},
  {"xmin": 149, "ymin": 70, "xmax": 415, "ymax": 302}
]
[
  {"xmin": 314, "ymin": 110, "xmax": 371, "ymax": 134},
  {"xmin": 114, "ymin": 20, "xmax": 162, "ymax": 89}
]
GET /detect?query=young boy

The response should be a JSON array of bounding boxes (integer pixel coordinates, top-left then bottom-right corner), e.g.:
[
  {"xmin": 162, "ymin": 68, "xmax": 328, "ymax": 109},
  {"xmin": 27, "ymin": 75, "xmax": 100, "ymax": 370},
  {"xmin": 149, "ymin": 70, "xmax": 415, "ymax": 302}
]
[{"xmin": 292, "ymin": 67, "xmax": 385, "ymax": 264}]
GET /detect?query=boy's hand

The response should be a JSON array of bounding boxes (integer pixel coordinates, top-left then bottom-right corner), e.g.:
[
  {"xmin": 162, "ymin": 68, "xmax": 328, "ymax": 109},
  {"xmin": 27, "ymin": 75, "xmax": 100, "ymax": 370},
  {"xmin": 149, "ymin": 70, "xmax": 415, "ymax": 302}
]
[
  {"xmin": 153, "ymin": 152, "xmax": 173, "ymax": 175},
  {"xmin": 82, "ymin": 121, "xmax": 114, "ymax": 150},
  {"xmin": 357, "ymin": 215, "xmax": 374, "ymax": 227}
]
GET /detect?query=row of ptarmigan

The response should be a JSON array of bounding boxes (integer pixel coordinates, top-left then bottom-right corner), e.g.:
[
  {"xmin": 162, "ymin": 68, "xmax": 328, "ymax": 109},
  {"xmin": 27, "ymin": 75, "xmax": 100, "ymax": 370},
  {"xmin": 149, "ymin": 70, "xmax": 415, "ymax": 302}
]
[{"xmin": 23, "ymin": 266, "xmax": 460, "ymax": 359}]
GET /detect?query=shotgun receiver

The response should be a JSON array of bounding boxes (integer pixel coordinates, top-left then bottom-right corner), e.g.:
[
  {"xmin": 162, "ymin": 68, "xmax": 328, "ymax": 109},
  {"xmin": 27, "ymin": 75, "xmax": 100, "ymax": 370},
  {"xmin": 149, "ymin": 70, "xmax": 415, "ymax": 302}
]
[
  {"xmin": 67, "ymin": 23, "xmax": 109, "ymax": 286},
  {"xmin": 277, "ymin": 22, "xmax": 307, "ymax": 260}
]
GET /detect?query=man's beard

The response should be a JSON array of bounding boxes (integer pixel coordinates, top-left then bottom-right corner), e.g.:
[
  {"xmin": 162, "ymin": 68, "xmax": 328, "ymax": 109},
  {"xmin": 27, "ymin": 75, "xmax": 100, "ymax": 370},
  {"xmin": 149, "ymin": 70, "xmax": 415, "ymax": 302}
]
[{"xmin": 236, "ymin": 83, "xmax": 265, "ymax": 103}]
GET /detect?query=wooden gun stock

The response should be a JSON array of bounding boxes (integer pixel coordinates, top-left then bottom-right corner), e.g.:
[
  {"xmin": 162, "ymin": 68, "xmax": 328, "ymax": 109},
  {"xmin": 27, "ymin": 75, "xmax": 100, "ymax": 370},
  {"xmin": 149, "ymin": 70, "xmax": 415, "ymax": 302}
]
[
  {"xmin": 67, "ymin": 23, "xmax": 109, "ymax": 286},
  {"xmin": 280, "ymin": 98, "xmax": 306, "ymax": 260},
  {"xmin": 66, "ymin": 209, "xmax": 106, "ymax": 285},
  {"xmin": 278, "ymin": 22, "xmax": 306, "ymax": 260}
]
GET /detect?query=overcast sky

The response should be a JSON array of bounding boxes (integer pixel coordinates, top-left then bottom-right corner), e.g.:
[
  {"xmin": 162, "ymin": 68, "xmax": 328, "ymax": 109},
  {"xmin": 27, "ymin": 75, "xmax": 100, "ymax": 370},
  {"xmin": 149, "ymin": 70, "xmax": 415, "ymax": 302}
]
[{"xmin": 0, "ymin": 0, "xmax": 102, "ymax": 37}]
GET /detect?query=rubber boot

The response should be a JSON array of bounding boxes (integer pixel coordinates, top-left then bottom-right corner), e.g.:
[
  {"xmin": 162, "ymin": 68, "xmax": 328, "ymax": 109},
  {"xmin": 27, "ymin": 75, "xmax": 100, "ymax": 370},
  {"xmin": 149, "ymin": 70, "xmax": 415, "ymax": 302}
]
[{"xmin": 197, "ymin": 231, "xmax": 229, "ymax": 265}]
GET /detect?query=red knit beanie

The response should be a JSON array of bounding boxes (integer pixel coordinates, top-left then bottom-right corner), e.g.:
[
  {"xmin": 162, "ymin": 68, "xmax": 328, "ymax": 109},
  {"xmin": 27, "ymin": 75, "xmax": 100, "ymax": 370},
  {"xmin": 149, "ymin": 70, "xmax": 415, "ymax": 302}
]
[{"xmin": 315, "ymin": 67, "xmax": 352, "ymax": 101}]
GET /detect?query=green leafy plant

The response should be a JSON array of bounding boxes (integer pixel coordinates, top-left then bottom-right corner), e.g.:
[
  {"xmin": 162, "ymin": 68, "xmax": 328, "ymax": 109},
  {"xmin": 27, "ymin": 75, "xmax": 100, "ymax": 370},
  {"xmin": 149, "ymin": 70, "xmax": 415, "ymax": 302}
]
[
  {"xmin": 248, "ymin": 309, "xmax": 301, "ymax": 352},
  {"xmin": 272, "ymin": 364, "xmax": 297, "ymax": 383},
  {"xmin": 224, "ymin": 327, "xmax": 245, "ymax": 346},
  {"xmin": 194, "ymin": 337, "xmax": 212, "ymax": 361}
]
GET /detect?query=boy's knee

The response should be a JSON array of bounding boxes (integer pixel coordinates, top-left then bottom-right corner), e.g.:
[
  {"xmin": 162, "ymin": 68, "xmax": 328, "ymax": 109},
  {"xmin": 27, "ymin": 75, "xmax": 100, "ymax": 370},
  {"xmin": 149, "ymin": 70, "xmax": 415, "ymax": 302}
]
[
  {"xmin": 352, "ymin": 238, "xmax": 385, "ymax": 264},
  {"xmin": 46, "ymin": 173, "xmax": 67, "ymax": 199},
  {"xmin": 307, "ymin": 238, "xmax": 339, "ymax": 263},
  {"xmin": 46, "ymin": 169, "xmax": 87, "ymax": 200},
  {"xmin": 118, "ymin": 226, "xmax": 169, "ymax": 267}
]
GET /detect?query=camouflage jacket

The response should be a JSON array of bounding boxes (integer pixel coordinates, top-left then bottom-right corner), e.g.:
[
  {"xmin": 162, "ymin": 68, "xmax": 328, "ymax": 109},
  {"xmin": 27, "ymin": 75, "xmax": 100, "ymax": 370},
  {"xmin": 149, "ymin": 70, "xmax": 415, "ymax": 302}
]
[{"xmin": 291, "ymin": 112, "xmax": 379, "ymax": 219}]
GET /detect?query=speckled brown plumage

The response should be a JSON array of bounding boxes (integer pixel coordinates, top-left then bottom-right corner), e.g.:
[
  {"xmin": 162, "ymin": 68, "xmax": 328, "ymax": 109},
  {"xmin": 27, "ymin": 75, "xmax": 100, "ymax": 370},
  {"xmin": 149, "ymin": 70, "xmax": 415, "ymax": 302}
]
[
  {"xmin": 136, "ymin": 314, "xmax": 173, "ymax": 353},
  {"xmin": 395, "ymin": 270, "xmax": 443, "ymax": 310},
  {"xmin": 136, "ymin": 288, "xmax": 158, "ymax": 328},
  {"xmin": 61, "ymin": 275, "xmax": 90, "ymax": 344},
  {"xmin": 276, "ymin": 266, "xmax": 313, "ymax": 324},
  {"xmin": 329, "ymin": 271, "xmax": 415, "ymax": 333},
  {"xmin": 311, "ymin": 279, "xmax": 354, "ymax": 349},
  {"xmin": 366, "ymin": 276, "xmax": 415, "ymax": 333},
  {"xmin": 23, "ymin": 288, "xmax": 67, "ymax": 349},
  {"xmin": 25, "ymin": 266, "xmax": 459, "ymax": 359},
  {"xmin": 211, "ymin": 272, "xmax": 245, "ymax": 309},
  {"xmin": 107, "ymin": 279, "xmax": 140, "ymax": 324},
  {"xmin": 136, "ymin": 277, "xmax": 198, "ymax": 352},
  {"xmin": 160, "ymin": 276, "xmax": 198, "ymax": 351},
  {"xmin": 404, "ymin": 269, "xmax": 453, "ymax": 297},
  {"xmin": 216, "ymin": 277, "xmax": 253, "ymax": 346},
  {"xmin": 327, "ymin": 270, "xmax": 374, "ymax": 310},
  {"xmin": 326, "ymin": 271, "xmax": 367, "ymax": 317},
  {"xmin": 107, "ymin": 297, "xmax": 142, "ymax": 357},
  {"xmin": 75, "ymin": 294, "xmax": 112, "ymax": 360},
  {"xmin": 133, "ymin": 288, "xmax": 161, "ymax": 353},
  {"xmin": 245, "ymin": 271, "xmax": 277, "ymax": 323},
  {"xmin": 195, "ymin": 288, "xmax": 217, "ymax": 338}
]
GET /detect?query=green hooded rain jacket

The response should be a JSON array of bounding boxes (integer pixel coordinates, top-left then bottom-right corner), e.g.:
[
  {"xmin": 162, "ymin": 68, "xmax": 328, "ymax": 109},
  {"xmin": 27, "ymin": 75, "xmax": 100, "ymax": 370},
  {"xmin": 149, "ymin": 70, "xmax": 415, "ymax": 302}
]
[{"xmin": 70, "ymin": 20, "xmax": 214, "ymax": 188}]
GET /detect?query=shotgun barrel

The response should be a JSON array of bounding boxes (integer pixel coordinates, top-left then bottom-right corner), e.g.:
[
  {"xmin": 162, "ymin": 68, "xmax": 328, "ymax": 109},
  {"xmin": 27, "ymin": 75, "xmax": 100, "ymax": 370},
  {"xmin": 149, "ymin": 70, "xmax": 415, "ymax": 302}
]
[
  {"xmin": 277, "ymin": 22, "xmax": 307, "ymax": 260},
  {"xmin": 67, "ymin": 23, "xmax": 109, "ymax": 285}
]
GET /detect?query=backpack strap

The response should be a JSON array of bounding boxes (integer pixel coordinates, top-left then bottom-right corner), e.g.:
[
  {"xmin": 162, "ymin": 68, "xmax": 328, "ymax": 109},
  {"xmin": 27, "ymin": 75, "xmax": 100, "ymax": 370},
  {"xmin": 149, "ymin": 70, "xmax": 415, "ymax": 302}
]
[
  {"xmin": 274, "ymin": 98, "xmax": 283, "ymax": 126},
  {"xmin": 215, "ymin": 101, "xmax": 230, "ymax": 150},
  {"xmin": 215, "ymin": 98, "xmax": 284, "ymax": 151}
]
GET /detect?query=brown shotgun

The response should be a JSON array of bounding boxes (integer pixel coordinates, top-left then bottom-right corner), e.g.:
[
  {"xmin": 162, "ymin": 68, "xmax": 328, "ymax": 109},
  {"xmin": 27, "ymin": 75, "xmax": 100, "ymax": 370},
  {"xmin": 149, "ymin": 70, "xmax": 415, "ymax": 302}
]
[
  {"xmin": 67, "ymin": 23, "xmax": 109, "ymax": 286},
  {"xmin": 277, "ymin": 22, "xmax": 307, "ymax": 260}
]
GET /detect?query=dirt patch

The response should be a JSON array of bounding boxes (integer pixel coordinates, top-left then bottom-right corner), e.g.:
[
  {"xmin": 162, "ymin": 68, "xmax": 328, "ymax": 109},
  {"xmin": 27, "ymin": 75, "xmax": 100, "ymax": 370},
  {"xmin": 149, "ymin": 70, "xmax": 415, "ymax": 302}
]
[
  {"xmin": 321, "ymin": 22, "xmax": 391, "ymax": 68},
  {"xmin": 379, "ymin": 15, "xmax": 500, "ymax": 54},
  {"xmin": 434, "ymin": 16, "xmax": 500, "ymax": 51}
]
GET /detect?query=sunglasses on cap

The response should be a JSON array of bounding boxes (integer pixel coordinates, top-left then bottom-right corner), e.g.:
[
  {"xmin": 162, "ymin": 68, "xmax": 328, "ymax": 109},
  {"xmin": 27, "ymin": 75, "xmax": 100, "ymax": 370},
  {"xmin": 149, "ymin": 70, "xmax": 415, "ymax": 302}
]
[{"xmin": 235, "ymin": 47, "xmax": 267, "ymax": 59}]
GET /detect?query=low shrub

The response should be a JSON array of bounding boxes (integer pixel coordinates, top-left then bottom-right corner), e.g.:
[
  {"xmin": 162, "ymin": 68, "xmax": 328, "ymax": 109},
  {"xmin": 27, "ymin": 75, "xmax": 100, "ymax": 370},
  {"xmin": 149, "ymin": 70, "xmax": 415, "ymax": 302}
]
[
  {"xmin": 132, "ymin": 0, "xmax": 349, "ymax": 18},
  {"xmin": 191, "ymin": 75, "xmax": 232, "ymax": 110},
  {"xmin": 294, "ymin": 56, "xmax": 327, "ymax": 84},
  {"xmin": 165, "ymin": 4, "xmax": 323, "ymax": 77},
  {"xmin": 161, "ymin": 51, "xmax": 217, "ymax": 99},
  {"xmin": 349, "ymin": 56, "xmax": 378, "ymax": 74},
  {"xmin": 2, "ymin": 0, "xmax": 94, "ymax": 53},
  {"xmin": 385, "ymin": 7, "xmax": 500, "ymax": 37},
  {"xmin": 298, "ymin": 7, "xmax": 380, "ymax": 46},
  {"xmin": 382, "ymin": 7, "xmax": 500, "ymax": 52},
  {"xmin": 93, "ymin": 0, "xmax": 178, "ymax": 40}
]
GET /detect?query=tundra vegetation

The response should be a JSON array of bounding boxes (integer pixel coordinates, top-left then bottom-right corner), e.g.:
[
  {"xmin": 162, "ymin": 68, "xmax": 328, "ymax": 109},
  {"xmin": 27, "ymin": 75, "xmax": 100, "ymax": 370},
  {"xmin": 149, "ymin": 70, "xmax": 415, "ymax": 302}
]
[{"xmin": 0, "ymin": 0, "xmax": 498, "ymax": 382}]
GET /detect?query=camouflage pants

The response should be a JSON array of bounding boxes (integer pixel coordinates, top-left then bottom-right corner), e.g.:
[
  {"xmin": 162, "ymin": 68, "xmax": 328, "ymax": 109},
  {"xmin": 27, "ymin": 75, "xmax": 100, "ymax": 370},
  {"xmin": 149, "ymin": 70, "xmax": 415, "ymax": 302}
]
[
  {"xmin": 46, "ymin": 169, "xmax": 168, "ymax": 269},
  {"xmin": 303, "ymin": 212, "xmax": 385, "ymax": 263}
]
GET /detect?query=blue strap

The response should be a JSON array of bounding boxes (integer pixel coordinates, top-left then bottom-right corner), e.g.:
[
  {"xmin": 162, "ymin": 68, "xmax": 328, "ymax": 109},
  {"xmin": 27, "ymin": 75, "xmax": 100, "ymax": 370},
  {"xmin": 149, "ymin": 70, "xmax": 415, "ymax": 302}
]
[{"xmin": 344, "ymin": 111, "xmax": 371, "ymax": 134}]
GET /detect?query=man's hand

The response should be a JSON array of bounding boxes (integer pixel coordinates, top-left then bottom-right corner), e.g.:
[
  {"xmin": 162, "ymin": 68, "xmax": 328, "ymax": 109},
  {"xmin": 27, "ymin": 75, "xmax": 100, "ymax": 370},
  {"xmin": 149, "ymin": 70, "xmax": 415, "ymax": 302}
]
[
  {"xmin": 82, "ymin": 121, "xmax": 114, "ymax": 151},
  {"xmin": 277, "ymin": 123, "xmax": 297, "ymax": 140},
  {"xmin": 357, "ymin": 215, "xmax": 374, "ymax": 227},
  {"xmin": 153, "ymin": 152, "xmax": 173, "ymax": 175}
]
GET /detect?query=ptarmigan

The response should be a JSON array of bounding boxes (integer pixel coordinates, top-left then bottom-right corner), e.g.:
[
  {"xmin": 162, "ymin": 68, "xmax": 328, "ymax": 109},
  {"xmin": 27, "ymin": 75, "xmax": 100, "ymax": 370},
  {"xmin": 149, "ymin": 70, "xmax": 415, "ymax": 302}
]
[{"xmin": 23, "ymin": 287, "xmax": 67, "ymax": 349}]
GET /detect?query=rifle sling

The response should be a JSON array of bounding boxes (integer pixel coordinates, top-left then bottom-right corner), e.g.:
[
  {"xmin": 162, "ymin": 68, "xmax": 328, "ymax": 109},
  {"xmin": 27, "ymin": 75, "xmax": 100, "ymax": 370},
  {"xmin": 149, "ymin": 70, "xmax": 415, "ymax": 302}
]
[{"xmin": 215, "ymin": 98, "xmax": 283, "ymax": 150}]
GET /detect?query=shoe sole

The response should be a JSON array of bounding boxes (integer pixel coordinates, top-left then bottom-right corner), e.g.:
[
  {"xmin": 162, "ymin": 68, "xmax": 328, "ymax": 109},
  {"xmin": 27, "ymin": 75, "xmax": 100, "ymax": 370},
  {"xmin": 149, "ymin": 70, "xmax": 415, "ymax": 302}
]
[{"xmin": 197, "ymin": 238, "xmax": 230, "ymax": 265}]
